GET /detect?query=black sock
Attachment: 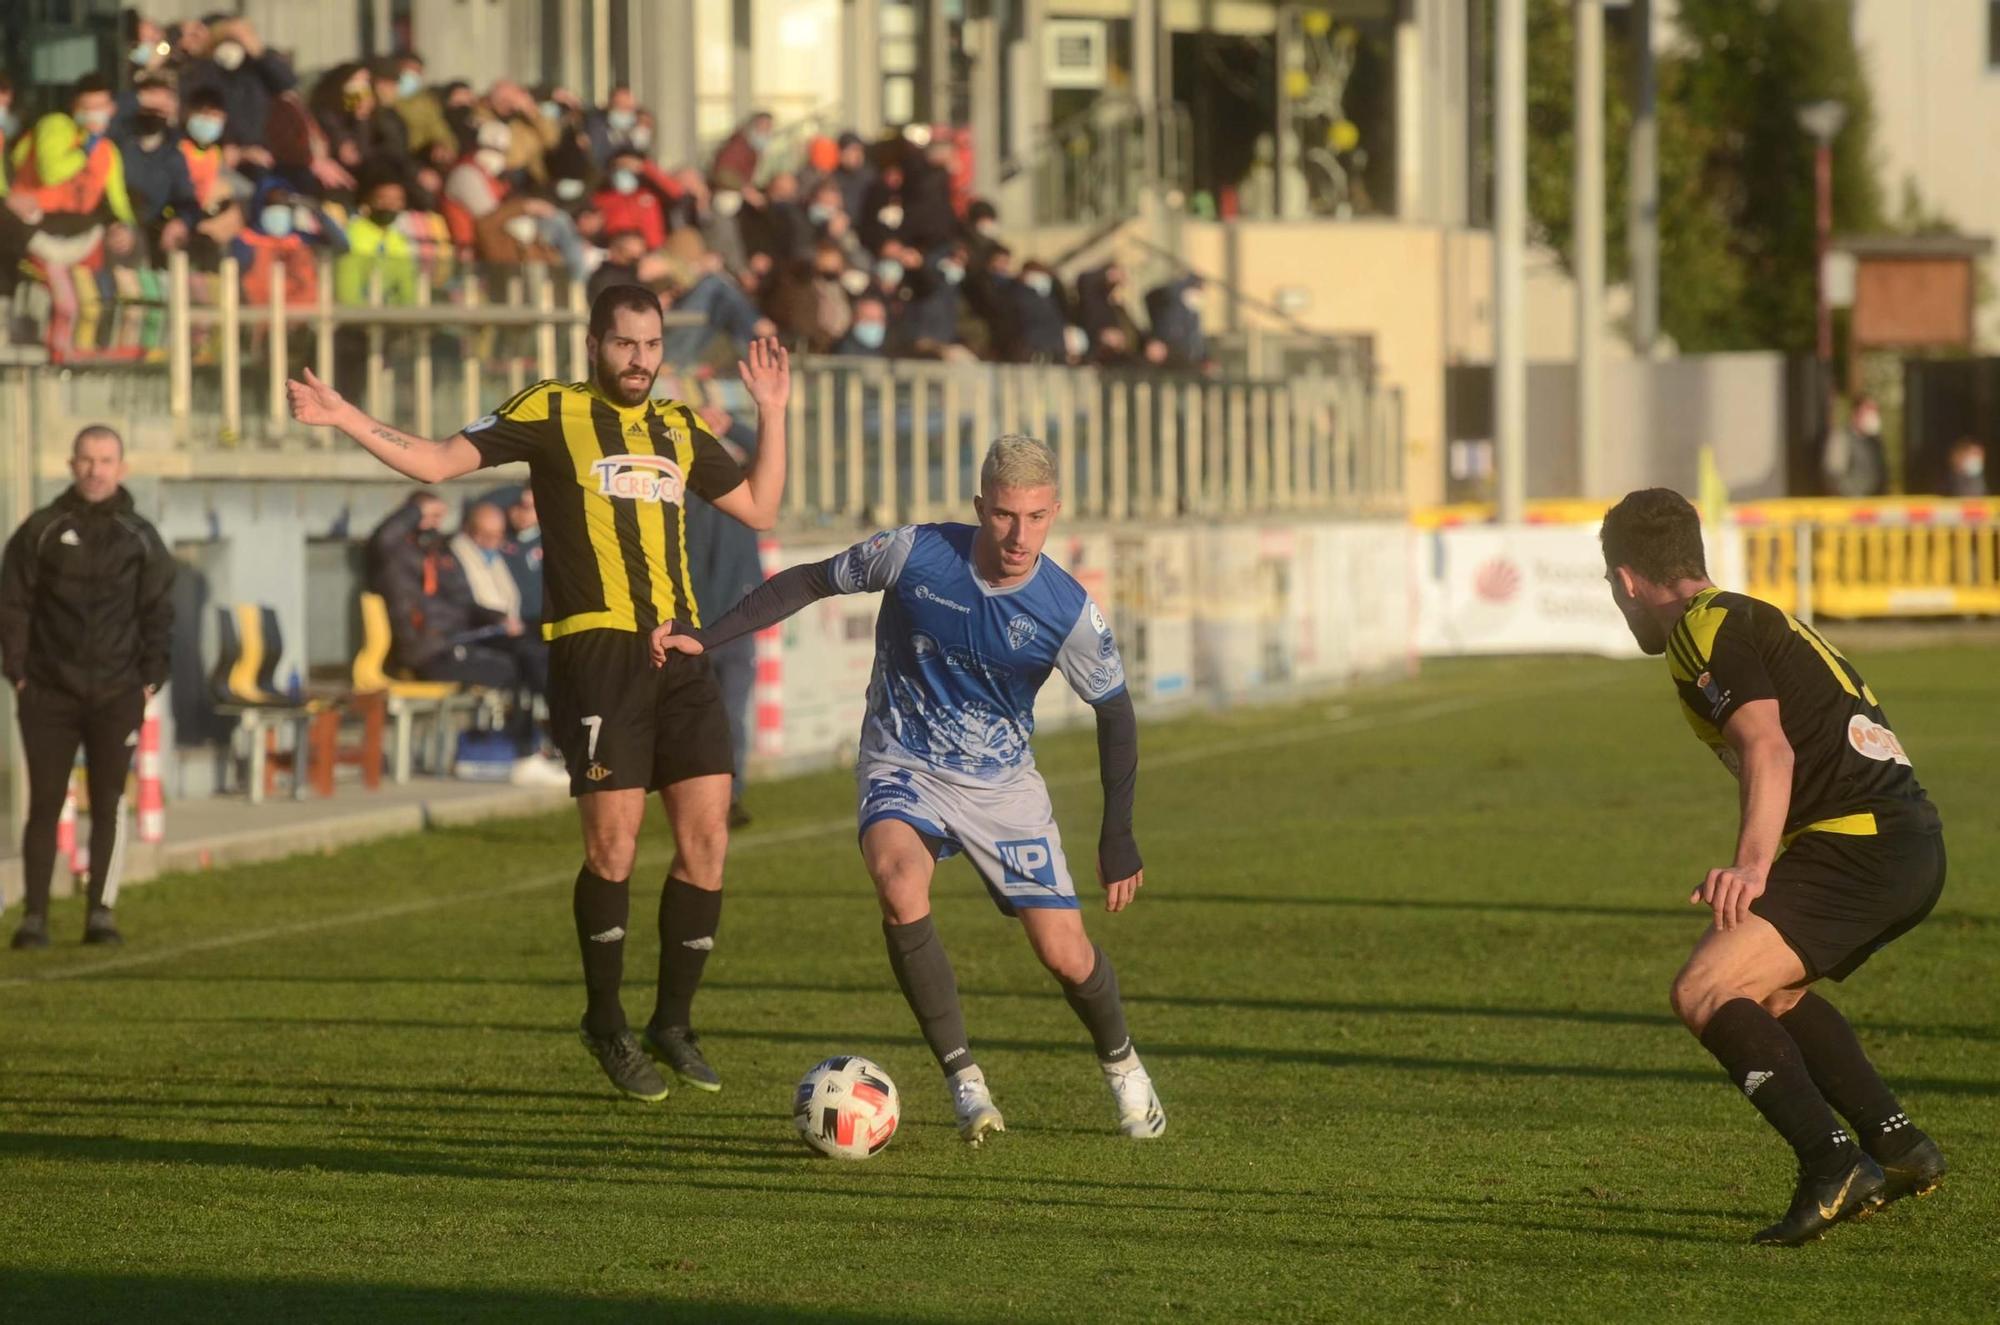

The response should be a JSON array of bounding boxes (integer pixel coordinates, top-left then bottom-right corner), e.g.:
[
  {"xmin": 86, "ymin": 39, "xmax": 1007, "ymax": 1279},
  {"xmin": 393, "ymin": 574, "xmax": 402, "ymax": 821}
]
[
  {"xmin": 883, "ymin": 915, "xmax": 976, "ymax": 1078},
  {"xmin": 1779, "ymin": 991, "xmax": 1921, "ymax": 1160},
  {"xmin": 652, "ymin": 876, "xmax": 722, "ymax": 1032},
  {"xmin": 572, "ymin": 867, "xmax": 629, "ymax": 1038},
  {"xmin": 1700, "ymin": 998, "xmax": 1856, "ymax": 1173},
  {"xmin": 1061, "ymin": 945, "xmax": 1135, "ymax": 1065}
]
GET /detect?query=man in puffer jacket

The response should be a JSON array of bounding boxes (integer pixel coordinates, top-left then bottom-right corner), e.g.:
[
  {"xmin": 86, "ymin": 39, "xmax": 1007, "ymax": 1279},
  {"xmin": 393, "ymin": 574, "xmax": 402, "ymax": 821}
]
[{"xmin": 0, "ymin": 425, "xmax": 175, "ymax": 949}]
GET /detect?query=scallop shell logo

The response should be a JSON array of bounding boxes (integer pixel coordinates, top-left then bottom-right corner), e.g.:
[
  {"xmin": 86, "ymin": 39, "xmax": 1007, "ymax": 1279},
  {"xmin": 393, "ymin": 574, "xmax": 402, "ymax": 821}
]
[{"xmin": 1474, "ymin": 558, "xmax": 1522, "ymax": 604}]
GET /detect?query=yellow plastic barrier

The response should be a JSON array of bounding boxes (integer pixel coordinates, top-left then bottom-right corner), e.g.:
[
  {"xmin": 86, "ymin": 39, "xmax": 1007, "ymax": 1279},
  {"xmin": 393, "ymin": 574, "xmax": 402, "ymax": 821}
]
[{"xmin": 1412, "ymin": 497, "xmax": 2000, "ymax": 619}]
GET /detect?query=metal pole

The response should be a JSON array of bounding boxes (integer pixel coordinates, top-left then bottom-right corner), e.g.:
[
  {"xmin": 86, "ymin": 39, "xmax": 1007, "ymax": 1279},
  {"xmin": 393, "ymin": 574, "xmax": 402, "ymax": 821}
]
[
  {"xmin": 531, "ymin": 263, "xmax": 557, "ymax": 380},
  {"xmin": 732, "ymin": 0, "xmax": 755, "ymax": 124},
  {"xmin": 414, "ymin": 269, "xmax": 435, "ymax": 442},
  {"xmin": 267, "ymin": 255, "xmax": 287, "ymax": 434},
  {"xmin": 1574, "ymin": 0, "xmax": 1605, "ymax": 498},
  {"xmin": 462, "ymin": 275, "xmax": 482, "ymax": 427},
  {"xmin": 1494, "ymin": 0, "xmax": 1528, "ymax": 523},
  {"xmin": 1814, "ymin": 140, "xmax": 1833, "ymax": 368},
  {"xmin": 1628, "ymin": 0, "xmax": 1658, "ymax": 353},
  {"xmin": 219, "ymin": 256, "xmax": 241, "ymax": 444},
  {"xmin": 167, "ymin": 249, "xmax": 191, "ymax": 433}
]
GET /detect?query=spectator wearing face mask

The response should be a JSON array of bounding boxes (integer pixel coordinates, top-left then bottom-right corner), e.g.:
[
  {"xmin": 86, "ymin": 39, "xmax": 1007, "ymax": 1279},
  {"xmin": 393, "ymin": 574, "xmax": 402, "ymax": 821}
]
[
  {"xmin": 857, "ymin": 161, "xmax": 905, "ymax": 254},
  {"xmin": 308, "ymin": 62, "xmax": 381, "ymax": 197},
  {"xmin": 831, "ymin": 132, "xmax": 875, "ymax": 225},
  {"xmin": 711, "ymin": 111, "xmax": 774, "ymax": 193},
  {"xmin": 10, "ymin": 74, "xmax": 135, "ymax": 236},
  {"xmin": 763, "ymin": 241, "xmax": 854, "ymax": 352},
  {"xmin": 178, "ymin": 15, "xmax": 297, "ymax": 149},
  {"xmin": 337, "ymin": 175, "xmax": 433, "ymax": 306},
  {"xmin": 9, "ymin": 74, "xmax": 136, "ymax": 355},
  {"xmin": 739, "ymin": 170, "xmax": 815, "ymax": 265},
  {"xmin": 387, "ymin": 52, "xmax": 456, "ymax": 173},
  {"xmin": 1010, "ymin": 261, "xmax": 1072, "ymax": 364},
  {"xmin": 232, "ymin": 182, "xmax": 346, "ymax": 309},
  {"xmin": 836, "ymin": 293, "xmax": 891, "ymax": 357},
  {"xmin": 585, "ymin": 85, "xmax": 649, "ymax": 170},
  {"xmin": 895, "ymin": 245, "xmax": 970, "ymax": 360},
  {"xmin": 590, "ymin": 148, "xmax": 678, "ymax": 250},
  {"xmin": 362, "ymin": 58, "xmax": 417, "ymax": 170},
  {"xmin": 1076, "ymin": 262, "xmax": 1144, "ymax": 364},
  {"xmin": 113, "ymin": 76, "xmax": 201, "ymax": 258},
  {"xmin": 1145, "ymin": 275, "xmax": 1208, "ymax": 370},
  {"xmin": 456, "ymin": 110, "xmax": 591, "ymax": 280},
  {"xmin": 900, "ymin": 141, "xmax": 960, "ymax": 256}
]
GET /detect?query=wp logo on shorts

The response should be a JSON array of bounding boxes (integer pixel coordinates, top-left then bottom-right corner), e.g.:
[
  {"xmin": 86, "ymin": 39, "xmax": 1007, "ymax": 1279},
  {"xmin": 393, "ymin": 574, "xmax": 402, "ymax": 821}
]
[
  {"xmin": 591, "ymin": 454, "xmax": 687, "ymax": 504},
  {"xmin": 997, "ymin": 837, "xmax": 1058, "ymax": 890}
]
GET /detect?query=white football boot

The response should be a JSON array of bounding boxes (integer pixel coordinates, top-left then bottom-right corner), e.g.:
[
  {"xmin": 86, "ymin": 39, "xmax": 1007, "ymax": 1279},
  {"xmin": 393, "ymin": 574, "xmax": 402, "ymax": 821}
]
[
  {"xmin": 949, "ymin": 1065, "xmax": 1005, "ymax": 1144},
  {"xmin": 1103, "ymin": 1053, "xmax": 1166, "ymax": 1139}
]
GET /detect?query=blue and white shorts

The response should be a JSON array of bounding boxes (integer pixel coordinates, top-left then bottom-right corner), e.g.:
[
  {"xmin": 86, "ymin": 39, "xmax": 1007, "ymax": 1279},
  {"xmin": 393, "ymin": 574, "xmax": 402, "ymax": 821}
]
[{"xmin": 856, "ymin": 760, "xmax": 1080, "ymax": 915}]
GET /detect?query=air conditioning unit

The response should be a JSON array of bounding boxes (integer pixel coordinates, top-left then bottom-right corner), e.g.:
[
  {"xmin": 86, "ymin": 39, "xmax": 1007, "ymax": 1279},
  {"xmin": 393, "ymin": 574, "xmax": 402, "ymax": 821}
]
[{"xmin": 1044, "ymin": 19, "xmax": 1107, "ymax": 90}]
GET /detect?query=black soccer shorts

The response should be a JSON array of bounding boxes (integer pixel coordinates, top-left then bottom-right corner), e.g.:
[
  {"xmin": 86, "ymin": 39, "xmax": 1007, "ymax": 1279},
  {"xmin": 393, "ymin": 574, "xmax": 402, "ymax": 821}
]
[
  {"xmin": 1752, "ymin": 829, "xmax": 1946, "ymax": 982},
  {"xmin": 547, "ymin": 628, "xmax": 735, "ymax": 797}
]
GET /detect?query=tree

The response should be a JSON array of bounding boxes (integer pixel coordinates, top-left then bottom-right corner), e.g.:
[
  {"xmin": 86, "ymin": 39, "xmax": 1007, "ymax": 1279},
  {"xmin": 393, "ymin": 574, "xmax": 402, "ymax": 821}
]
[{"xmin": 1523, "ymin": 0, "xmax": 1884, "ymax": 354}]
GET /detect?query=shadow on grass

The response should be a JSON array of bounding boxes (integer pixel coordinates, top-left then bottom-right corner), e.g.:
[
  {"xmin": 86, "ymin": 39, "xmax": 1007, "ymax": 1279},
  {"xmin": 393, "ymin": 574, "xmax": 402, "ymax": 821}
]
[
  {"xmin": 0, "ymin": 1269, "xmax": 942, "ymax": 1325},
  {"xmin": 56, "ymin": 1015, "xmax": 2000, "ymax": 1098}
]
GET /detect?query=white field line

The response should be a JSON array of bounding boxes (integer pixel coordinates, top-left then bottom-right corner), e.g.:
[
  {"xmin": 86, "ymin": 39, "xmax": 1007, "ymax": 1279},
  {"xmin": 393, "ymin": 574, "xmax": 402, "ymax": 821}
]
[{"xmin": 1, "ymin": 677, "xmax": 1594, "ymax": 988}]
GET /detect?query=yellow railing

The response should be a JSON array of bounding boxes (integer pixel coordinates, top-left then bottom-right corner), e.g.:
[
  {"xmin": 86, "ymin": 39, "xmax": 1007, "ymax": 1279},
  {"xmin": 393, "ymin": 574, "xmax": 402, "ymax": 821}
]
[{"xmin": 1414, "ymin": 497, "xmax": 2000, "ymax": 620}]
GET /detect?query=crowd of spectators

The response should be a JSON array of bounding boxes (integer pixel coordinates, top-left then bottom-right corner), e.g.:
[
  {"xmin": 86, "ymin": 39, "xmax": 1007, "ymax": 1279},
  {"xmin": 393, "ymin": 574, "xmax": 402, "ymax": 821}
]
[{"xmin": 0, "ymin": 11, "xmax": 1212, "ymax": 373}]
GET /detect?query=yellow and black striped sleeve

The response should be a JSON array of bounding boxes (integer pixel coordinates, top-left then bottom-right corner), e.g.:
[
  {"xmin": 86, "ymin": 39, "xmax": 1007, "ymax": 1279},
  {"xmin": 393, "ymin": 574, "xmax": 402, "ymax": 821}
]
[
  {"xmin": 677, "ymin": 404, "xmax": 747, "ymax": 503},
  {"xmin": 1669, "ymin": 600, "xmax": 1776, "ymax": 730},
  {"xmin": 461, "ymin": 380, "xmax": 566, "ymax": 467}
]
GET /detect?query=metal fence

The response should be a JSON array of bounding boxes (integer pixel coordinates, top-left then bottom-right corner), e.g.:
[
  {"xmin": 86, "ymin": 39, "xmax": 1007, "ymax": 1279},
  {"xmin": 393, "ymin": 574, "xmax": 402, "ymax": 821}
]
[
  {"xmin": 783, "ymin": 357, "xmax": 1404, "ymax": 527},
  {"xmin": 16, "ymin": 259, "xmax": 1407, "ymax": 527}
]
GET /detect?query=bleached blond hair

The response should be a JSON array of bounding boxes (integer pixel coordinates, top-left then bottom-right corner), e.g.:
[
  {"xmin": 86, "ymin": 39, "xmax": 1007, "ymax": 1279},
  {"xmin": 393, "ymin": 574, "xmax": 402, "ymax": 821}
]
[{"xmin": 979, "ymin": 434, "xmax": 1058, "ymax": 496}]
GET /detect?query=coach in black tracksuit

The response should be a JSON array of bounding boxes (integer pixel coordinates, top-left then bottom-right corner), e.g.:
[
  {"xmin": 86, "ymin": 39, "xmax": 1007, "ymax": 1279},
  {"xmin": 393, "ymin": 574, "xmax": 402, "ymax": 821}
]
[{"xmin": 0, "ymin": 426, "xmax": 174, "ymax": 949}]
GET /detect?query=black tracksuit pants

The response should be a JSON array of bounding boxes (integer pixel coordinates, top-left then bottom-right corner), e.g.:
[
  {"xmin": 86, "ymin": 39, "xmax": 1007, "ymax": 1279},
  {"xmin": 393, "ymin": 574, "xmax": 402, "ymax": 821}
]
[{"xmin": 18, "ymin": 684, "xmax": 146, "ymax": 916}]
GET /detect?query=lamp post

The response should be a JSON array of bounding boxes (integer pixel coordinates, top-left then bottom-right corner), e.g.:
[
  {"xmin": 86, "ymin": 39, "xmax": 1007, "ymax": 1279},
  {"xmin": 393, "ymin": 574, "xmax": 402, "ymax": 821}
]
[{"xmin": 1797, "ymin": 98, "xmax": 1847, "ymax": 434}]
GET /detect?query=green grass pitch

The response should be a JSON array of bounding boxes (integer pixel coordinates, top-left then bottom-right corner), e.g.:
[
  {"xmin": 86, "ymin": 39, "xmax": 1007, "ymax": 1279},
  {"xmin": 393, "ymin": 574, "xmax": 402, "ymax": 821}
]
[{"xmin": 2, "ymin": 647, "xmax": 1995, "ymax": 1321}]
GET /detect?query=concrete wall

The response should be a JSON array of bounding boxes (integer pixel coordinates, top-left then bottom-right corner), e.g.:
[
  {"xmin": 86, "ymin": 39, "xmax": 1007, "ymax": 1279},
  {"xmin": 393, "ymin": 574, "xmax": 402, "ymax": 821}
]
[{"xmin": 1174, "ymin": 220, "xmax": 1614, "ymax": 508}]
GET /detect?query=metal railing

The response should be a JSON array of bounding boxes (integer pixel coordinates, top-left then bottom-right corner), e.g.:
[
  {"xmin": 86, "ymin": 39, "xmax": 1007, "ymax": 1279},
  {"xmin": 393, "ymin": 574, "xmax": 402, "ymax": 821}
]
[
  {"xmin": 1006, "ymin": 99, "xmax": 1194, "ymax": 228},
  {"xmin": 782, "ymin": 357, "xmax": 1404, "ymax": 527},
  {"xmin": 16, "ymin": 263, "xmax": 1409, "ymax": 527},
  {"xmin": 19, "ymin": 253, "xmax": 702, "ymax": 449}
]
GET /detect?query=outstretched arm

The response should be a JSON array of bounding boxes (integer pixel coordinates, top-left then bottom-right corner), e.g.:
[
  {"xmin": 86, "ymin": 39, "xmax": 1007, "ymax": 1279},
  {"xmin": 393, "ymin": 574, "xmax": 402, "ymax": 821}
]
[
  {"xmin": 1093, "ymin": 691, "xmax": 1144, "ymax": 913},
  {"xmin": 653, "ymin": 526, "xmax": 918, "ymax": 664},
  {"xmin": 287, "ymin": 368, "xmax": 485, "ymax": 484},
  {"xmin": 654, "ymin": 561, "xmax": 837, "ymax": 663},
  {"xmin": 705, "ymin": 338, "xmax": 790, "ymax": 532}
]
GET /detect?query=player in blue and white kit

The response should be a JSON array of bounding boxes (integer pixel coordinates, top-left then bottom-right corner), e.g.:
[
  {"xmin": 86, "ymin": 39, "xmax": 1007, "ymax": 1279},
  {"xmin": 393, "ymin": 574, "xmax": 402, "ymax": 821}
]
[{"xmin": 653, "ymin": 435, "xmax": 1164, "ymax": 1141}]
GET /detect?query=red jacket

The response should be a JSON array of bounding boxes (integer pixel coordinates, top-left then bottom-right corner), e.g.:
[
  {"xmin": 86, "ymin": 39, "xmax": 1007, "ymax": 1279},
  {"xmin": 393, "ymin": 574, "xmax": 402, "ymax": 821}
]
[{"xmin": 589, "ymin": 162, "xmax": 680, "ymax": 249}]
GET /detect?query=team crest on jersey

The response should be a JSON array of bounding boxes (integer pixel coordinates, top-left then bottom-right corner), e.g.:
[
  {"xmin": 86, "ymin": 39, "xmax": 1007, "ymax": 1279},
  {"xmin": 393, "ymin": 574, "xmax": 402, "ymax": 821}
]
[
  {"xmin": 590, "ymin": 453, "xmax": 687, "ymax": 504},
  {"xmin": 1696, "ymin": 670, "xmax": 1729, "ymax": 719},
  {"xmin": 910, "ymin": 631, "xmax": 939, "ymax": 661},
  {"xmin": 1006, "ymin": 614, "xmax": 1037, "ymax": 651}
]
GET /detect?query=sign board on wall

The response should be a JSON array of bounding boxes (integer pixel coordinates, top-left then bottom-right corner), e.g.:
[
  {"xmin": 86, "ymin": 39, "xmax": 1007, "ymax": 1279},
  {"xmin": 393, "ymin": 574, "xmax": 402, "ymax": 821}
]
[
  {"xmin": 1416, "ymin": 525, "xmax": 1641, "ymax": 658},
  {"xmin": 1415, "ymin": 523, "xmax": 1746, "ymax": 659}
]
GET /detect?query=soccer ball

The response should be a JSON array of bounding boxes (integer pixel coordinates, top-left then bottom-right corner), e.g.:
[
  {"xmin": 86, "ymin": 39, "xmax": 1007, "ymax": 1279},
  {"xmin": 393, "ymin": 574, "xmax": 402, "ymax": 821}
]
[{"xmin": 793, "ymin": 1055, "xmax": 900, "ymax": 1160}]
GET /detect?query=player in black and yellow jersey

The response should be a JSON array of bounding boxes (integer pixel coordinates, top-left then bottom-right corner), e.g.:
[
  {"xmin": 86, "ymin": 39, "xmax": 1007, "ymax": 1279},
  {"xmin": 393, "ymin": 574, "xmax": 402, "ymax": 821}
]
[
  {"xmin": 288, "ymin": 285, "xmax": 790, "ymax": 1103},
  {"xmin": 1601, "ymin": 489, "xmax": 1947, "ymax": 1247}
]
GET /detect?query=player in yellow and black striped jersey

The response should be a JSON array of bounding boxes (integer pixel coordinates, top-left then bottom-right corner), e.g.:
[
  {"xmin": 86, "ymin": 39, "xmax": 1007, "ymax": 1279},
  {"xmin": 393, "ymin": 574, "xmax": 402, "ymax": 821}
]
[
  {"xmin": 1600, "ymin": 488, "xmax": 1947, "ymax": 1248},
  {"xmin": 461, "ymin": 378, "xmax": 745, "ymax": 640},
  {"xmin": 288, "ymin": 284, "xmax": 790, "ymax": 1104}
]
